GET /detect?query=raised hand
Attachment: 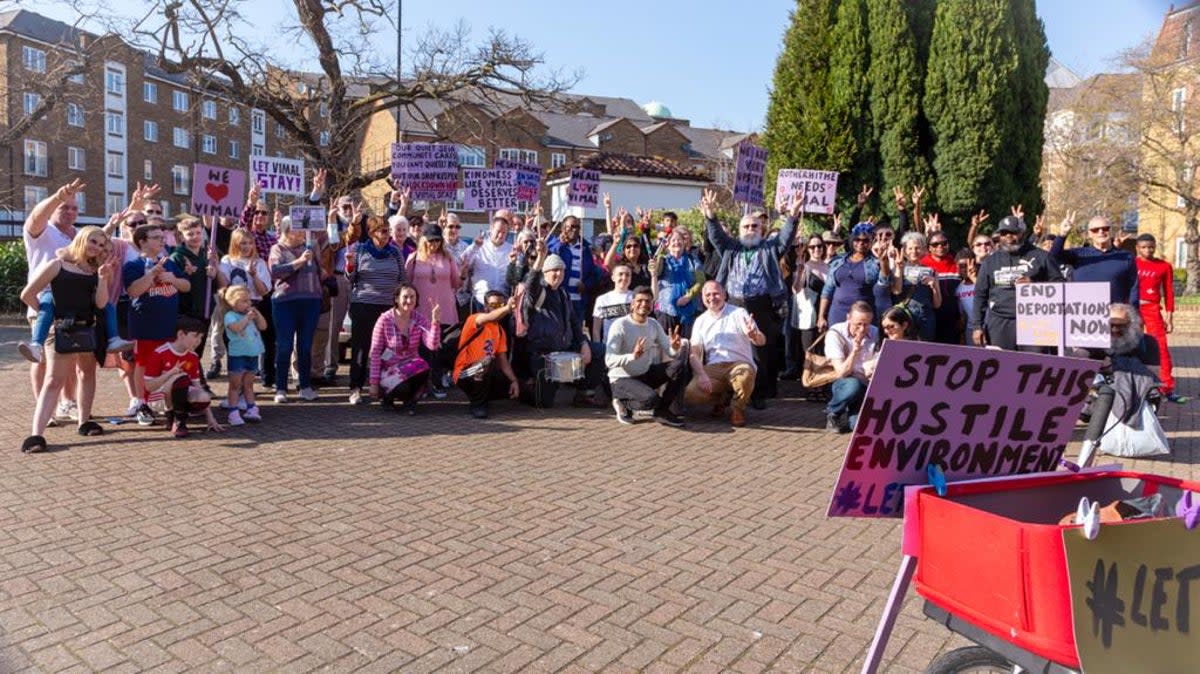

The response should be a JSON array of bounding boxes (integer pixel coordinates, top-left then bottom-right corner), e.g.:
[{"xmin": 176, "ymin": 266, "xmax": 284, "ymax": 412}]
[
  {"xmin": 786, "ymin": 185, "xmax": 806, "ymax": 220},
  {"xmin": 923, "ymin": 213, "xmax": 942, "ymax": 233},
  {"xmin": 893, "ymin": 186, "xmax": 907, "ymax": 210},
  {"xmin": 247, "ymin": 181, "xmax": 261, "ymax": 206},
  {"xmin": 857, "ymin": 184, "xmax": 874, "ymax": 206},
  {"xmin": 970, "ymin": 209, "xmax": 989, "ymax": 230},
  {"xmin": 1011, "ymin": 204, "xmax": 1025, "ymax": 221},
  {"xmin": 911, "ymin": 186, "xmax": 925, "ymax": 205},
  {"xmin": 832, "ymin": 213, "xmax": 843, "ymax": 233},
  {"xmin": 603, "ymin": 192, "xmax": 612, "ymax": 211},
  {"xmin": 312, "ymin": 168, "xmax": 327, "ymax": 194},
  {"xmin": 1056, "ymin": 210, "xmax": 1077, "ymax": 237},
  {"xmin": 55, "ymin": 178, "xmax": 87, "ymax": 202},
  {"xmin": 699, "ymin": 187, "xmax": 719, "ymax": 220},
  {"xmin": 1033, "ymin": 214, "xmax": 1046, "ymax": 239},
  {"xmin": 669, "ymin": 325, "xmax": 683, "ymax": 352},
  {"xmin": 430, "ymin": 300, "xmax": 441, "ymax": 322},
  {"xmin": 741, "ymin": 313, "xmax": 759, "ymax": 338}
]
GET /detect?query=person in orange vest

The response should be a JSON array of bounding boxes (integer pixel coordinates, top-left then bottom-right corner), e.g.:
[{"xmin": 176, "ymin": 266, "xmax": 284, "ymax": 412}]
[{"xmin": 1135, "ymin": 233, "xmax": 1186, "ymax": 403}]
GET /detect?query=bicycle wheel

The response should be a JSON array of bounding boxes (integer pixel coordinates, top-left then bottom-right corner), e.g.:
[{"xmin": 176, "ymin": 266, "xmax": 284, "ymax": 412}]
[{"xmin": 924, "ymin": 646, "xmax": 1015, "ymax": 674}]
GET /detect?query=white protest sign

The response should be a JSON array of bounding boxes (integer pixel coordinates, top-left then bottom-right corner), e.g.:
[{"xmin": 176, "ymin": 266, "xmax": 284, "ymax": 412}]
[
  {"xmin": 390, "ymin": 143, "xmax": 459, "ymax": 201},
  {"xmin": 774, "ymin": 168, "xmax": 839, "ymax": 214},
  {"xmin": 1016, "ymin": 282, "xmax": 1111, "ymax": 350},
  {"xmin": 288, "ymin": 205, "xmax": 326, "ymax": 232},
  {"xmin": 463, "ymin": 169, "xmax": 518, "ymax": 211},
  {"xmin": 249, "ymin": 155, "xmax": 306, "ymax": 196}
]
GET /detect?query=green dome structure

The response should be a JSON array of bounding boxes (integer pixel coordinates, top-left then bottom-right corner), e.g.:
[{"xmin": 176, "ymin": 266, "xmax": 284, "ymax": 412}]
[{"xmin": 642, "ymin": 101, "xmax": 672, "ymax": 119}]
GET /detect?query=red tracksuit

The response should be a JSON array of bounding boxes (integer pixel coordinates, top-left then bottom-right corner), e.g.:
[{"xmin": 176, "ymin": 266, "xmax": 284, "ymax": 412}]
[{"xmin": 1137, "ymin": 256, "xmax": 1175, "ymax": 394}]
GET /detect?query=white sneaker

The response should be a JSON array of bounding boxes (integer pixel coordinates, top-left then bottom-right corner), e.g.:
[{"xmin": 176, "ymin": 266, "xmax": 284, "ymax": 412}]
[
  {"xmin": 127, "ymin": 398, "xmax": 142, "ymax": 417},
  {"xmin": 18, "ymin": 342, "xmax": 43, "ymax": 363},
  {"xmin": 298, "ymin": 387, "xmax": 318, "ymax": 401},
  {"xmin": 612, "ymin": 398, "xmax": 633, "ymax": 425},
  {"xmin": 227, "ymin": 410, "xmax": 245, "ymax": 426},
  {"xmin": 349, "ymin": 389, "xmax": 364, "ymax": 405},
  {"xmin": 106, "ymin": 336, "xmax": 134, "ymax": 353},
  {"xmin": 243, "ymin": 405, "xmax": 261, "ymax": 422},
  {"xmin": 273, "ymin": 392, "xmax": 289, "ymax": 404},
  {"xmin": 57, "ymin": 399, "xmax": 78, "ymax": 421}
]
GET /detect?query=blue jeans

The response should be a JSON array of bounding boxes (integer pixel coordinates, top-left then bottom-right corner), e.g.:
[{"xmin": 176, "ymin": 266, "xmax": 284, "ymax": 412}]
[
  {"xmin": 826, "ymin": 377, "xmax": 867, "ymax": 427},
  {"xmin": 272, "ymin": 297, "xmax": 321, "ymax": 392}
]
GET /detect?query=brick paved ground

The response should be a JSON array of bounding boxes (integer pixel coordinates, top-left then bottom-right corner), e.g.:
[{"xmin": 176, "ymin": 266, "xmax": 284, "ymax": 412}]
[{"xmin": 0, "ymin": 324, "xmax": 1196, "ymax": 673}]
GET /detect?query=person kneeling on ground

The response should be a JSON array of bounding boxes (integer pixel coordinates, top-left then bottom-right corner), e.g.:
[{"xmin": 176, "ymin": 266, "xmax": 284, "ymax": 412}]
[
  {"xmin": 142, "ymin": 316, "xmax": 226, "ymax": 438},
  {"xmin": 606, "ymin": 286, "xmax": 688, "ymax": 427},
  {"xmin": 825, "ymin": 301, "xmax": 880, "ymax": 434},
  {"xmin": 454, "ymin": 290, "xmax": 521, "ymax": 419},
  {"xmin": 683, "ymin": 280, "xmax": 765, "ymax": 427}
]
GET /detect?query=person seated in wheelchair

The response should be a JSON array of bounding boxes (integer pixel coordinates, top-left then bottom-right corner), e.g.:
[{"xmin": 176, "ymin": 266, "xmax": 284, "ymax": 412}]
[
  {"xmin": 518, "ymin": 240, "xmax": 600, "ymax": 408},
  {"xmin": 143, "ymin": 316, "xmax": 226, "ymax": 438},
  {"xmin": 1073, "ymin": 303, "xmax": 1162, "ymax": 465}
]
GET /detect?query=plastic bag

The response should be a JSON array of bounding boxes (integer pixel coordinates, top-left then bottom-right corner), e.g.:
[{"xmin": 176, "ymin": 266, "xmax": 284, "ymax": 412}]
[{"xmin": 1098, "ymin": 400, "xmax": 1170, "ymax": 458}]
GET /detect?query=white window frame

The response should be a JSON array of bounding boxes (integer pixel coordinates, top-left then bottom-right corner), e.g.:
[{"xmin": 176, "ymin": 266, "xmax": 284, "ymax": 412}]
[
  {"xmin": 22, "ymin": 46, "xmax": 46, "ymax": 73},
  {"xmin": 252, "ymin": 143, "xmax": 265, "ymax": 156},
  {"xmin": 172, "ymin": 90, "xmax": 189, "ymax": 112},
  {"xmin": 173, "ymin": 127, "xmax": 190, "ymax": 149},
  {"xmin": 23, "ymin": 139, "xmax": 47, "ymax": 177},
  {"xmin": 66, "ymin": 61, "xmax": 84, "ymax": 85},
  {"xmin": 106, "ymin": 194, "xmax": 124, "ymax": 217},
  {"xmin": 202, "ymin": 99, "xmax": 217, "ymax": 120},
  {"xmin": 457, "ymin": 145, "xmax": 486, "ymax": 168},
  {"xmin": 143, "ymin": 81, "xmax": 157, "ymax": 104},
  {"xmin": 499, "ymin": 148, "xmax": 538, "ymax": 164},
  {"xmin": 551, "ymin": 152, "xmax": 567, "ymax": 169},
  {"xmin": 143, "ymin": 159, "xmax": 153, "ymax": 181},
  {"xmin": 171, "ymin": 165, "xmax": 190, "ymax": 195},
  {"xmin": 75, "ymin": 192, "xmax": 86, "ymax": 214},
  {"xmin": 22, "ymin": 92, "xmax": 41, "ymax": 116},
  {"xmin": 251, "ymin": 110, "xmax": 265, "ymax": 134},
  {"xmin": 66, "ymin": 103, "xmax": 84, "ymax": 127},
  {"xmin": 202, "ymin": 134, "xmax": 217, "ymax": 154},
  {"xmin": 25, "ymin": 186, "xmax": 48, "ymax": 212},
  {"xmin": 67, "ymin": 146, "xmax": 86, "ymax": 171},
  {"xmin": 318, "ymin": 131, "xmax": 330, "ymax": 147},
  {"xmin": 106, "ymin": 111, "xmax": 125, "ymax": 137},
  {"xmin": 144, "ymin": 120, "xmax": 158, "ymax": 142},
  {"xmin": 106, "ymin": 152, "xmax": 124, "ymax": 179},
  {"xmin": 275, "ymin": 123, "xmax": 286, "ymax": 138},
  {"xmin": 445, "ymin": 188, "xmax": 485, "ymax": 213},
  {"xmin": 228, "ymin": 107, "xmax": 240, "ymax": 125},
  {"xmin": 229, "ymin": 140, "xmax": 241, "ymax": 159},
  {"xmin": 105, "ymin": 69, "xmax": 124, "ymax": 95}
]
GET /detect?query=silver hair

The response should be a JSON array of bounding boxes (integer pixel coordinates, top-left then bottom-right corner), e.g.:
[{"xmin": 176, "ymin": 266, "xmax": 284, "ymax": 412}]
[
  {"xmin": 388, "ymin": 214, "xmax": 409, "ymax": 229},
  {"xmin": 900, "ymin": 231, "xmax": 927, "ymax": 249}
]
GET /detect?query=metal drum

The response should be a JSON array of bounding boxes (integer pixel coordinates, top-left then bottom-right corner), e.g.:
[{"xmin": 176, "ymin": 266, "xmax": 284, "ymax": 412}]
[{"xmin": 544, "ymin": 351, "xmax": 583, "ymax": 382}]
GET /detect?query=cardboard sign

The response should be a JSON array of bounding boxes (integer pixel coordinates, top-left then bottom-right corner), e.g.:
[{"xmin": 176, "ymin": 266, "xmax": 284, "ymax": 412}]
[
  {"xmin": 733, "ymin": 143, "xmax": 768, "ymax": 205},
  {"xmin": 568, "ymin": 168, "xmax": 600, "ymax": 207},
  {"xmin": 190, "ymin": 163, "xmax": 245, "ymax": 218},
  {"xmin": 463, "ymin": 169, "xmax": 518, "ymax": 211},
  {"xmin": 774, "ymin": 168, "xmax": 839, "ymax": 214},
  {"xmin": 827, "ymin": 341, "xmax": 1098, "ymax": 518},
  {"xmin": 1017, "ymin": 282, "xmax": 1112, "ymax": 349},
  {"xmin": 249, "ymin": 155, "xmax": 305, "ymax": 196},
  {"xmin": 1063, "ymin": 518, "xmax": 1200, "ymax": 674},
  {"xmin": 288, "ymin": 205, "xmax": 326, "ymax": 232},
  {"xmin": 494, "ymin": 158, "xmax": 542, "ymax": 202},
  {"xmin": 390, "ymin": 143, "xmax": 459, "ymax": 201}
]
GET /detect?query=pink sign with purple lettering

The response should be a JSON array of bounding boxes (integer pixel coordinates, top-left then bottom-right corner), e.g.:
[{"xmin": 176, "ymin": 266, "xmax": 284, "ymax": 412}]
[{"xmin": 827, "ymin": 341, "xmax": 1098, "ymax": 518}]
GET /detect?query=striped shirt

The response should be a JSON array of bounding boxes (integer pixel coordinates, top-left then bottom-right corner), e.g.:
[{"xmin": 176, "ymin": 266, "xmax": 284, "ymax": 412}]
[{"xmin": 350, "ymin": 242, "xmax": 405, "ymax": 305}]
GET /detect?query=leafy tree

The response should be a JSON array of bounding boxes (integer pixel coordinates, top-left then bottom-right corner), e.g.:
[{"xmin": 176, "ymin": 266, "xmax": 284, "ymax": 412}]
[
  {"xmin": 1007, "ymin": 0, "xmax": 1051, "ymax": 212},
  {"xmin": 827, "ymin": 0, "xmax": 878, "ymax": 208}
]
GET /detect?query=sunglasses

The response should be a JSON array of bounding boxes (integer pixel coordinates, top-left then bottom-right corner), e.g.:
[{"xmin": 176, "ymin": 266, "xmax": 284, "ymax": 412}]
[
  {"xmin": 144, "ymin": 209, "xmax": 162, "ymax": 215},
  {"xmin": 930, "ymin": 241, "xmax": 948, "ymax": 247},
  {"xmin": 254, "ymin": 210, "xmax": 269, "ymax": 215},
  {"xmin": 973, "ymin": 242, "xmax": 993, "ymax": 248},
  {"xmin": 852, "ymin": 238, "xmax": 870, "ymax": 243},
  {"xmin": 127, "ymin": 220, "xmax": 146, "ymax": 227},
  {"xmin": 446, "ymin": 225, "xmax": 461, "ymax": 229},
  {"xmin": 808, "ymin": 244, "xmax": 824, "ymax": 249},
  {"xmin": 1089, "ymin": 227, "xmax": 1109, "ymax": 233}
]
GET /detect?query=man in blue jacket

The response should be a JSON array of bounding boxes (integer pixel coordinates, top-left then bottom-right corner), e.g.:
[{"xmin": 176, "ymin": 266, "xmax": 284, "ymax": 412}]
[
  {"xmin": 701, "ymin": 187, "xmax": 802, "ymax": 409},
  {"xmin": 1050, "ymin": 214, "xmax": 1138, "ymax": 305}
]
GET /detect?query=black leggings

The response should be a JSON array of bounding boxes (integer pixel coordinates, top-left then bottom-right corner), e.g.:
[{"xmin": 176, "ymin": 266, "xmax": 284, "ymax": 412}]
[
  {"xmin": 348, "ymin": 302, "xmax": 390, "ymax": 390},
  {"xmin": 383, "ymin": 371, "xmax": 430, "ymax": 406}
]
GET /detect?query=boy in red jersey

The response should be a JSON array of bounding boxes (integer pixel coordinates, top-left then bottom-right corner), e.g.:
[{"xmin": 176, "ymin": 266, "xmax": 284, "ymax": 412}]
[
  {"xmin": 143, "ymin": 317, "xmax": 226, "ymax": 437},
  {"xmin": 1135, "ymin": 234, "xmax": 1185, "ymax": 403}
]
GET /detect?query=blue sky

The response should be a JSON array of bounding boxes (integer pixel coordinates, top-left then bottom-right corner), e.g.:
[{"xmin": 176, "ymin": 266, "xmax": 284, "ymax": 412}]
[{"xmin": 35, "ymin": 0, "xmax": 1179, "ymax": 132}]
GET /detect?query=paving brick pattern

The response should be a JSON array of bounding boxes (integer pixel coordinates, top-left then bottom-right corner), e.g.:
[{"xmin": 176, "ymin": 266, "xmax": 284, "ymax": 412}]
[{"xmin": 0, "ymin": 333, "xmax": 1196, "ymax": 673}]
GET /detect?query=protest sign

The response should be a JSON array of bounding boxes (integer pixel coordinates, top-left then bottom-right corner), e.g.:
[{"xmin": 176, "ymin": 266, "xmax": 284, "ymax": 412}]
[
  {"xmin": 463, "ymin": 169, "xmax": 518, "ymax": 211},
  {"xmin": 733, "ymin": 143, "xmax": 768, "ymax": 205},
  {"xmin": 190, "ymin": 163, "xmax": 245, "ymax": 218},
  {"xmin": 774, "ymin": 168, "xmax": 839, "ymax": 214},
  {"xmin": 568, "ymin": 168, "xmax": 600, "ymax": 207},
  {"xmin": 288, "ymin": 205, "xmax": 326, "ymax": 232},
  {"xmin": 1063, "ymin": 518, "xmax": 1200, "ymax": 674},
  {"xmin": 249, "ymin": 155, "xmax": 305, "ymax": 196},
  {"xmin": 495, "ymin": 158, "xmax": 542, "ymax": 202},
  {"xmin": 1016, "ymin": 282, "xmax": 1111, "ymax": 350},
  {"xmin": 827, "ymin": 341, "xmax": 1098, "ymax": 518},
  {"xmin": 390, "ymin": 143, "xmax": 460, "ymax": 201}
]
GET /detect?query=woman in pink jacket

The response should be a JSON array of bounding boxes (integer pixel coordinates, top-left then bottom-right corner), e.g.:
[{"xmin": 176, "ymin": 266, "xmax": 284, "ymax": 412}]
[
  {"xmin": 368, "ymin": 284, "xmax": 441, "ymax": 414},
  {"xmin": 405, "ymin": 223, "xmax": 460, "ymax": 398}
]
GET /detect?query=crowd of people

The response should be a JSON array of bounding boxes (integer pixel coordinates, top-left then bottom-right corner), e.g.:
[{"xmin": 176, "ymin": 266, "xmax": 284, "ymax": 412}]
[{"xmin": 16, "ymin": 175, "xmax": 1185, "ymax": 454}]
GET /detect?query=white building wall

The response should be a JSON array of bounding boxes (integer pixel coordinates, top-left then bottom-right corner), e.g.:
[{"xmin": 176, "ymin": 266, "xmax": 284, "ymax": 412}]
[{"xmin": 548, "ymin": 174, "xmax": 708, "ymax": 237}]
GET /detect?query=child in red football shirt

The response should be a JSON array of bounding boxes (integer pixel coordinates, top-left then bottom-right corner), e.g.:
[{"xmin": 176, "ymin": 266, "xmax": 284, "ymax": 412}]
[{"xmin": 143, "ymin": 316, "xmax": 225, "ymax": 437}]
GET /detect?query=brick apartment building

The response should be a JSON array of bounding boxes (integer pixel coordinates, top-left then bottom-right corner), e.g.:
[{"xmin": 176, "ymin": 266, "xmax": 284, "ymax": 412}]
[{"xmin": 1, "ymin": 9, "xmax": 752, "ymax": 238}]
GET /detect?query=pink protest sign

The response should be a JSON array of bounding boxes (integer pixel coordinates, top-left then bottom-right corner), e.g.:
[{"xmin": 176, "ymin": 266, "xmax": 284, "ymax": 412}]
[
  {"xmin": 733, "ymin": 143, "xmax": 768, "ymax": 205},
  {"xmin": 774, "ymin": 168, "xmax": 838, "ymax": 214},
  {"xmin": 463, "ymin": 169, "xmax": 518, "ymax": 211},
  {"xmin": 191, "ymin": 163, "xmax": 246, "ymax": 218},
  {"xmin": 568, "ymin": 168, "xmax": 600, "ymax": 207},
  {"xmin": 390, "ymin": 143, "xmax": 460, "ymax": 201},
  {"xmin": 827, "ymin": 341, "xmax": 1098, "ymax": 518},
  {"xmin": 495, "ymin": 159, "xmax": 542, "ymax": 202}
]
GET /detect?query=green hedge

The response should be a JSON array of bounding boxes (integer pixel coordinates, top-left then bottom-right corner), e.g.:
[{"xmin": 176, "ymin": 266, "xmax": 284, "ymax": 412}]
[{"xmin": 0, "ymin": 240, "xmax": 28, "ymax": 315}]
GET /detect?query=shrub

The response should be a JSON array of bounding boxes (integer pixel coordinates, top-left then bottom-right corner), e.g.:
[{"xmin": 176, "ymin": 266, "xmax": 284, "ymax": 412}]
[{"xmin": 0, "ymin": 240, "xmax": 27, "ymax": 315}]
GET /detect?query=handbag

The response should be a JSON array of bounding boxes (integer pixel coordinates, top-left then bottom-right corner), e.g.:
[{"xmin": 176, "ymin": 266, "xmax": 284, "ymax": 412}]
[
  {"xmin": 1098, "ymin": 400, "xmax": 1170, "ymax": 458},
  {"xmin": 54, "ymin": 318, "xmax": 97, "ymax": 354},
  {"xmin": 801, "ymin": 330, "xmax": 841, "ymax": 389}
]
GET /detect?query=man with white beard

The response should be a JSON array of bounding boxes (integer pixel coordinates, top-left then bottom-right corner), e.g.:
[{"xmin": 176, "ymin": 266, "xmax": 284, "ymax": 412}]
[
  {"xmin": 701, "ymin": 188, "xmax": 802, "ymax": 409},
  {"xmin": 1076, "ymin": 303, "xmax": 1163, "ymax": 466}
]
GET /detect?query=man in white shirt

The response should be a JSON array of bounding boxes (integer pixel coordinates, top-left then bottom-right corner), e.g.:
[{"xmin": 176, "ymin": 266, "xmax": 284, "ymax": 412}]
[
  {"xmin": 825, "ymin": 301, "xmax": 880, "ymax": 433},
  {"xmin": 684, "ymin": 280, "xmax": 766, "ymax": 427},
  {"xmin": 462, "ymin": 216, "xmax": 514, "ymax": 309},
  {"xmin": 21, "ymin": 179, "xmax": 84, "ymax": 415}
]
